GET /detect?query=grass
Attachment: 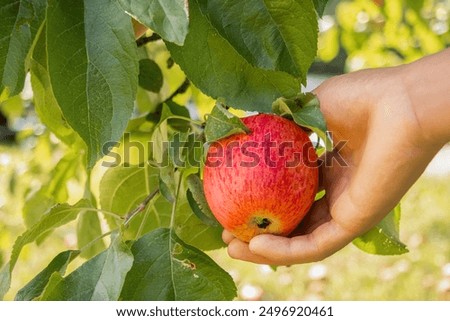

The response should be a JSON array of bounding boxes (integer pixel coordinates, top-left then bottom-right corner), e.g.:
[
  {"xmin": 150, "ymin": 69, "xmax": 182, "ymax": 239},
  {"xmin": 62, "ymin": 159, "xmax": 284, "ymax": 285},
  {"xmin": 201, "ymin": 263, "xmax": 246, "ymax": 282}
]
[{"xmin": 210, "ymin": 173, "xmax": 450, "ymax": 300}]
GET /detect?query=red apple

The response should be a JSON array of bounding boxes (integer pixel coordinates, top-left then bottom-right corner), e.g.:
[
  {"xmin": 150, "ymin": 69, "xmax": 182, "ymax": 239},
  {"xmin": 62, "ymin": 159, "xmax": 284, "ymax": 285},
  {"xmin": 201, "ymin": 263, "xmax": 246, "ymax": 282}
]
[{"xmin": 203, "ymin": 113, "xmax": 319, "ymax": 242}]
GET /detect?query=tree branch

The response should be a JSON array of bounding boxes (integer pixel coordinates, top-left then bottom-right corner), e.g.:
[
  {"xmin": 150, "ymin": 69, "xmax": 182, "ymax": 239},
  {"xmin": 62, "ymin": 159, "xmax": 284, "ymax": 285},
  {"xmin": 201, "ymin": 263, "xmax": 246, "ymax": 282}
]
[
  {"xmin": 136, "ymin": 33, "xmax": 162, "ymax": 47},
  {"xmin": 124, "ymin": 189, "xmax": 160, "ymax": 226},
  {"xmin": 165, "ymin": 78, "xmax": 190, "ymax": 102}
]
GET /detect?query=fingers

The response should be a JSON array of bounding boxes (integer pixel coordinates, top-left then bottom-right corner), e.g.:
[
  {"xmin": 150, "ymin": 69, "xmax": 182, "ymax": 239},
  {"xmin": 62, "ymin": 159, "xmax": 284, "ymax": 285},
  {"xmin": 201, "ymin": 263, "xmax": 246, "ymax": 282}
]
[
  {"xmin": 250, "ymin": 219, "xmax": 354, "ymax": 265},
  {"xmin": 227, "ymin": 238, "xmax": 283, "ymax": 265},
  {"xmin": 223, "ymin": 201, "xmax": 355, "ymax": 265},
  {"xmin": 222, "ymin": 230, "xmax": 235, "ymax": 244},
  {"xmin": 222, "ymin": 197, "xmax": 355, "ymax": 265},
  {"xmin": 223, "ymin": 230, "xmax": 284, "ymax": 265},
  {"xmin": 291, "ymin": 198, "xmax": 331, "ymax": 236},
  {"xmin": 226, "ymin": 221, "xmax": 352, "ymax": 266}
]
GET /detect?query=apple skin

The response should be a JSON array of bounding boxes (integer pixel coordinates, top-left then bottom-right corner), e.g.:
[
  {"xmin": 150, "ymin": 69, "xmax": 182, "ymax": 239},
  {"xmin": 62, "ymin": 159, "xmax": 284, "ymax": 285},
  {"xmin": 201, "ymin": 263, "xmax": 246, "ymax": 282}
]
[{"xmin": 203, "ymin": 113, "xmax": 319, "ymax": 242}]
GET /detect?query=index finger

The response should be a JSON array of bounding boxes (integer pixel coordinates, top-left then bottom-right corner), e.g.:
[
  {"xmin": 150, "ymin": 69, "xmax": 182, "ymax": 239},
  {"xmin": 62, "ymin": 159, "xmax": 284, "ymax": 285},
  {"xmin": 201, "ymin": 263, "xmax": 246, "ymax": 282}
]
[{"xmin": 249, "ymin": 219, "xmax": 354, "ymax": 265}]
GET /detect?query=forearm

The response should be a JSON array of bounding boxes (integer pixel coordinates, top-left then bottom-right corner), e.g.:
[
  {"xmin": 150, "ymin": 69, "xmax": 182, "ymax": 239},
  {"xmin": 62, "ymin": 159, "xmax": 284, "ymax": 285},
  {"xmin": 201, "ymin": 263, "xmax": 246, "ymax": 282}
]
[{"xmin": 401, "ymin": 49, "xmax": 450, "ymax": 147}]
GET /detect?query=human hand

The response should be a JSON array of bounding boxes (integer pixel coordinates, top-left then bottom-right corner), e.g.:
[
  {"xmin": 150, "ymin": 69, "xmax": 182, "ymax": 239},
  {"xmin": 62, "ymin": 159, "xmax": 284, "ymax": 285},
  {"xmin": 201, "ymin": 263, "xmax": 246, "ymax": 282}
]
[{"xmin": 223, "ymin": 62, "xmax": 447, "ymax": 265}]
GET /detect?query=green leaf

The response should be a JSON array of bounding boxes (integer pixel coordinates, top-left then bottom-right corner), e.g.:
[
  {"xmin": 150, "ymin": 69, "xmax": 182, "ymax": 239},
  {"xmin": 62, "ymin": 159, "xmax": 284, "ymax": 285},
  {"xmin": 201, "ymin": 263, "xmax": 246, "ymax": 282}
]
[
  {"xmin": 22, "ymin": 189, "xmax": 55, "ymax": 229},
  {"xmin": 175, "ymin": 200, "xmax": 225, "ymax": 251},
  {"xmin": 0, "ymin": 94, "xmax": 24, "ymax": 118},
  {"xmin": 182, "ymin": 132, "xmax": 204, "ymax": 169},
  {"xmin": 138, "ymin": 58, "xmax": 163, "ymax": 93},
  {"xmin": 353, "ymin": 204, "xmax": 409, "ymax": 255},
  {"xmin": 41, "ymin": 151, "xmax": 81, "ymax": 203},
  {"xmin": 77, "ymin": 212, "xmax": 105, "ymax": 259},
  {"xmin": 99, "ymin": 164, "xmax": 224, "ymax": 250},
  {"xmin": 313, "ymin": 0, "xmax": 329, "ymax": 16},
  {"xmin": 204, "ymin": 103, "xmax": 250, "ymax": 143},
  {"xmin": 46, "ymin": 0, "xmax": 138, "ymax": 167},
  {"xmin": 154, "ymin": 131, "xmax": 203, "ymax": 170},
  {"xmin": 0, "ymin": 0, "xmax": 46, "ymax": 97},
  {"xmin": 99, "ymin": 164, "xmax": 160, "ymax": 231},
  {"xmin": 273, "ymin": 93, "xmax": 333, "ymax": 151},
  {"xmin": 159, "ymin": 164, "xmax": 176, "ymax": 203},
  {"xmin": 42, "ymin": 233, "xmax": 133, "ymax": 300},
  {"xmin": 165, "ymin": 101, "xmax": 192, "ymax": 132},
  {"xmin": 23, "ymin": 151, "xmax": 81, "ymax": 229},
  {"xmin": 120, "ymin": 228, "xmax": 236, "ymax": 300},
  {"xmin": 0, "ymin": 262, "xmax": 11, "ymax": 300},
  {"xmin": 200, "ymin": 0, "xmax": 318, "ymax": 80},
  {"xmin": 150, "ymin": 102, "xmax": 191, "ymax": 130},
  {"xmin": 30, "ymin": 24, "xmax": 81, "ymax": 146},
  {"xmin": 118, "ymin": 0, "xmax": 189, "ymax": 45},
  {"xmin": 186, "ymin": 174, "xmax": 218, "ymax": 227},
  {"xmin": 10, "ymin": 199, "xmax": 92, "ymax": 274},
  {"xmin": 0, "ymin": 200, "xmax": 92, "ymax": 299},
  {"xmin": 15, "ymin": 250, "xmax": 79, "ymax": 301},
  {"xmin": 314, "ymin": 189, "xmax": 326, "ymax": 201},
  {"xmin": 148, "ymin": 103, "xmax": 193, "ymax": 166},
  {"xmin": 166, "ymin": 0, "xmax": 301, "ymax": 112},
  {"xmin": 148, "ymin": 104, "xmax": 171, "ymax": 161},
  {"xmin": 38, "ymin": 272, "xmax": 64, "ymax": 300},
  {"xmin": 168, "ymin": 131, "xmax": 189, "ymax": 168}
]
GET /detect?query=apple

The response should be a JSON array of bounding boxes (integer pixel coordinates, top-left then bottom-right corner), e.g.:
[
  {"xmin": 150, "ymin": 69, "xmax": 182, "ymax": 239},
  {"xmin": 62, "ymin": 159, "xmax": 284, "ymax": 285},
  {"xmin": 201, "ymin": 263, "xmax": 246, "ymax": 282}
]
[{"xmin": 203, "ymin": 113, "xmax": 319, "ymax": 242}]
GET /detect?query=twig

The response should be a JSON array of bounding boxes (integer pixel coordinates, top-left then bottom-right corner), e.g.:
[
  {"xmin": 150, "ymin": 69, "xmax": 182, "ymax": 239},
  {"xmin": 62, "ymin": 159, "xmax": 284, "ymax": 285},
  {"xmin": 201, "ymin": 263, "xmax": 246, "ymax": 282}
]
[
  {"xmin": 169, "ymin": 173, "xmax": 183, "ymax": 229},
  {"xmin": 217, "ymin": 100, "xmax": 231, "ymax": 110},
  {"xmin": 136, "ymin": 33, "xmax": 162, "ymax": 47},
  {"xmin": 165, "ymin": 78, "xmax": 190, "ymax": 102},
  {"xmin": 124, "ymin": 189, "xmax": 159, "ymax": 226}
]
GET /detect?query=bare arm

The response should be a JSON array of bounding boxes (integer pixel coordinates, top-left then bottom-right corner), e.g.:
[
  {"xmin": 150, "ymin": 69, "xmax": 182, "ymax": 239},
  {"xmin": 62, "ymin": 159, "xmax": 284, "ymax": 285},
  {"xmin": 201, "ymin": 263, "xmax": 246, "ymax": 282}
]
[
  {"xmin": 222, "ymin": 49, "xmax": 450, "ymax": 265},
  {"xmin": 403, "ymin": 49, "xmax": 450, "ymax": 146}
]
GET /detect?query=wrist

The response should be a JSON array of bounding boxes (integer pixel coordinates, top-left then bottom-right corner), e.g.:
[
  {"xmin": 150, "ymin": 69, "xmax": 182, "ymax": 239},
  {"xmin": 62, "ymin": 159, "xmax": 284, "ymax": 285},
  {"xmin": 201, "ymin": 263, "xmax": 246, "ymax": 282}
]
[{"xmin": 401, "ymin": 50, "xmax": 450, "ymax": 148}]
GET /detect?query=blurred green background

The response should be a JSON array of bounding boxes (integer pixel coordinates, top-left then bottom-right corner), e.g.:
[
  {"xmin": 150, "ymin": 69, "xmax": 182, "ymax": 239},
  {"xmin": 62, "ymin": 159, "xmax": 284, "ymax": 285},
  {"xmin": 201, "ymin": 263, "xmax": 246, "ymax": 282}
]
[{"xmin": 1, "ymin": 0, "xmax": 449, "ymax": 300}]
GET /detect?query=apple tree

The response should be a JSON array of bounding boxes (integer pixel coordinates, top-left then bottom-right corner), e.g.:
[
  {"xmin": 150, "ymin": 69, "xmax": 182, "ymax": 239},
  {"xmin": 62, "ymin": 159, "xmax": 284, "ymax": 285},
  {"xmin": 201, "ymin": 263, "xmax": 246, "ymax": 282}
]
[{"xmin": 2, "ymin": 0, "xmax": 444, "ymax": 300}]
